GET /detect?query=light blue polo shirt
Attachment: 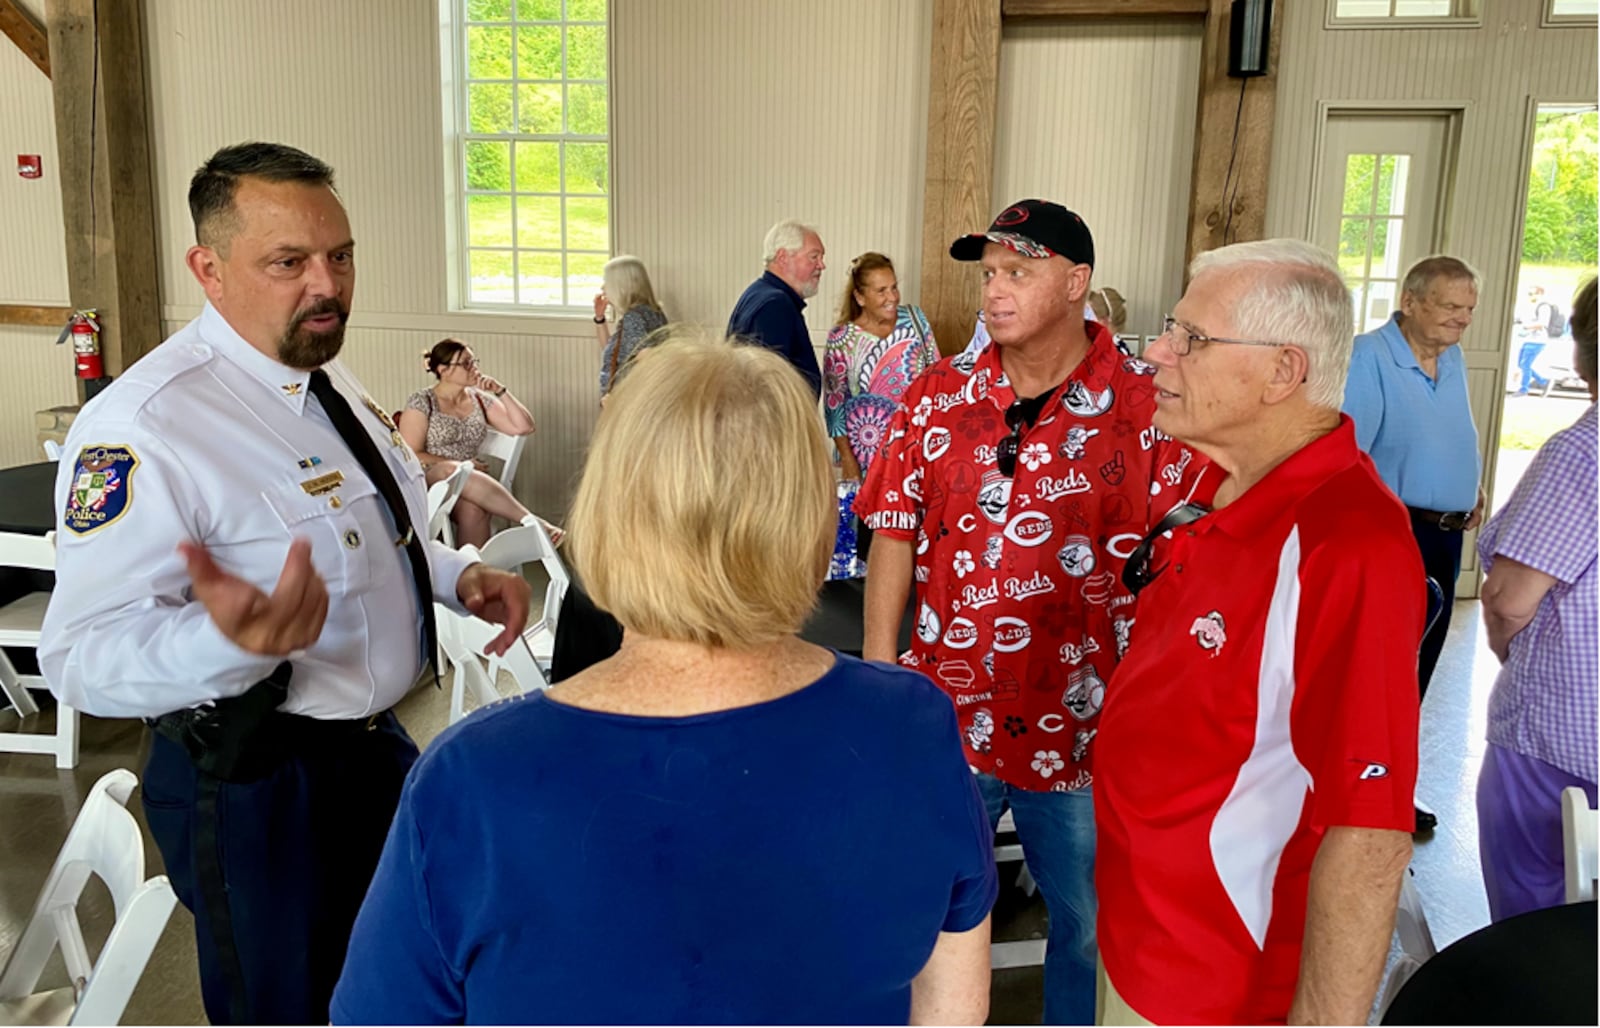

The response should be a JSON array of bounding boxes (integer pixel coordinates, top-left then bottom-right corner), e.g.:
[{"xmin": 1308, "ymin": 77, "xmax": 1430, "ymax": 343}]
[{"xmin": 1342, "ymin": 313, "xmax": 1480, "ymax": 512}]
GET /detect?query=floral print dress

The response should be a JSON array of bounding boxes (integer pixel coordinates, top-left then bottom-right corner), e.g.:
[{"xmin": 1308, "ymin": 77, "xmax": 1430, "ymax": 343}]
[{"xmin": 823, "ymin": 305, "xmax": 940, "ymax": 474}]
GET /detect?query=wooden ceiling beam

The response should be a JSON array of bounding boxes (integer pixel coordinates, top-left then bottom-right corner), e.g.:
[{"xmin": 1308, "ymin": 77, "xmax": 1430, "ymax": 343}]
[
  {"xmin": 0, "ymin": 0, "xmax": 49, "ymax": 77},
  {"xmin": 1002, "ymin": 0, "xmax": 1207, "ymax": 17},
  {"xmin": 0, "ymin": 304, "xmax": 72, "ymax": 328}
]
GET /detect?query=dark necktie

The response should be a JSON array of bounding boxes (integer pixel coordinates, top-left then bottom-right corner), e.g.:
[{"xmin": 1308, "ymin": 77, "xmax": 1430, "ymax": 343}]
[{"xmin": 307, "ymin": 368, "xmax": 438, "ymax": 678}]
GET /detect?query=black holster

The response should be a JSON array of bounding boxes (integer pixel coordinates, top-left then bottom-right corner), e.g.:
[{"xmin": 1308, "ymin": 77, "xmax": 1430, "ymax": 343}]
[{"xmin": 146, "ymin": 662, "xmax": 293, "ymax": 783}]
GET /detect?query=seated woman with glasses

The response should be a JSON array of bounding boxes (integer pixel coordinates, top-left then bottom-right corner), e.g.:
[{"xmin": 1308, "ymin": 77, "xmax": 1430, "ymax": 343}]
[
  {"xmin": 335, "ymin": 333, "xmax": 997, "ymax": 1026},
  {"xmin": 398, "ymin": 338, "xmax": 559, "ymax": 548}
]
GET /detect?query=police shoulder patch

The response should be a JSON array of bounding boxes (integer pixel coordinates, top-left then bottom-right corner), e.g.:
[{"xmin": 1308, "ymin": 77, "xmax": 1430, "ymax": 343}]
[{"xmin": 64, "ymin": 444, "xmax": 140, "ymax": 535}]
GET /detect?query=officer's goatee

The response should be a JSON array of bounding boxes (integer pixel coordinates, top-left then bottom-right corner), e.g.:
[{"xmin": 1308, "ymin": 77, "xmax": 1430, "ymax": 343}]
[{"xmin": 279, "ymin": 297, "xmax": 350, "ymax": 369}]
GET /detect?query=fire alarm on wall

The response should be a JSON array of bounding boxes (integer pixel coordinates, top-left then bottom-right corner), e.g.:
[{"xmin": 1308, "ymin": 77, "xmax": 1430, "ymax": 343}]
[{"xmin": 18, "ymin": 155, "xmax": 42, "ymax": 179}]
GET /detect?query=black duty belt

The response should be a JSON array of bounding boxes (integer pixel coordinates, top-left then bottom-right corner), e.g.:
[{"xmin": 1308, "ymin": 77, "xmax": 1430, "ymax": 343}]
[{"xmin": 1407, "ymin": 506, "xmax": 1471, "ymax": 532}]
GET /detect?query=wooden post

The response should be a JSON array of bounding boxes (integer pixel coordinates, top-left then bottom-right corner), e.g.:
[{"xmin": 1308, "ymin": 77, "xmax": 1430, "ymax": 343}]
[
  {"xmin": 1183, "ymin": 0, "xmax": 1282, "ymax": 271},
  {"xmin": 918, "ymin": 0, "xmax": 1003, "ymax": 353},
  {"xmin": 46, "ymin": 0, "xmax": 162, "ymax": 382}
]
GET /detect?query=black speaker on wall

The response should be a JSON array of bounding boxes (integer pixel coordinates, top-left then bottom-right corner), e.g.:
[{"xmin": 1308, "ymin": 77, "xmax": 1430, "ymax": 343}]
[{"xmin": 1228, "ymin": 0, "xmax": 1272, "ymax": 78}]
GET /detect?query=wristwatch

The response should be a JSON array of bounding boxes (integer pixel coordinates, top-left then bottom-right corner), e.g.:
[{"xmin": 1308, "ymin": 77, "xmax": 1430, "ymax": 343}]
[{"xmin": 593, "ymin": 315, "xmax": 606, "ymax": 323}]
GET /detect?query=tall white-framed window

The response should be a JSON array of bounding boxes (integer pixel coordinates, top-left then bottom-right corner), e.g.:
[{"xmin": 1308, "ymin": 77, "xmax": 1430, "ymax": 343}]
[{"xmin": 455, "ymin": 0, "xmax": 610, "ymax": 309}]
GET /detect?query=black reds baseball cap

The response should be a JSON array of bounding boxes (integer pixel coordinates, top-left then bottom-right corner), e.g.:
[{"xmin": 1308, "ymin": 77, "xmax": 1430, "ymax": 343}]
[{"xmin": 949, "ymin": 199, "xmax": 1095, "ymax": 268}]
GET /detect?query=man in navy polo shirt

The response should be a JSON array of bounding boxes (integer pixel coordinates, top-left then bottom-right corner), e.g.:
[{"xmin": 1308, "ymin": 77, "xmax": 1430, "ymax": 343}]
[
  {"xmin": 1342, "ymin": 254, "xmax": 1487, "ymax": 834},
  {"xmin": 727, "ymin": 219, "xmax": 826, "ymax": 396}
]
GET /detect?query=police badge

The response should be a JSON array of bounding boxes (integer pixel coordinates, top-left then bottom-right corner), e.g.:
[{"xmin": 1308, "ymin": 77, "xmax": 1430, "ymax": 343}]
[{"xmin": 64, "ymin": 444, "xmax": 140, "ymax": 535}]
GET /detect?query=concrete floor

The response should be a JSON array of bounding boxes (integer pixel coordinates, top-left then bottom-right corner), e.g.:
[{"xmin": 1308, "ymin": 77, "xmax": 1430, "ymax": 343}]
[{"xmin": 0, "ymin": 599, "xmax": 1502, "ymax": 1025}]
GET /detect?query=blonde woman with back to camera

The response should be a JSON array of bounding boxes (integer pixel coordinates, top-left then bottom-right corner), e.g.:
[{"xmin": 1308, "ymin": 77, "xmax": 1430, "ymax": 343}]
[{"xmin": 333, "ymin": 333, "xmax": 997, "ymax": 1026}]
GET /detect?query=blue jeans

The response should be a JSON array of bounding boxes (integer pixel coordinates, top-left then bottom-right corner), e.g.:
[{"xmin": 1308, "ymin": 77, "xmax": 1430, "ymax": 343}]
[
  {"xmin": 1516, "ymin": 341, "xmax": 1550, "ymax": 393},
  {"xmin": 977, "ymin": 773, "xmax": 1097, "ymax": 1024}
]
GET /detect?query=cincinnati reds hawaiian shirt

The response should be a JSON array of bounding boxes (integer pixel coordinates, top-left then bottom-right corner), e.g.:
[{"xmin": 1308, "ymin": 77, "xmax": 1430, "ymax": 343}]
[{"xmin": 856, "ymin": 322, "xmax": 1202, "ymax": 792}]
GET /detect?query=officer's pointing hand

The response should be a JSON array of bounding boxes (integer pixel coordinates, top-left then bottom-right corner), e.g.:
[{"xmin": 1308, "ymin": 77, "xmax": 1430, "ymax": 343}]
[
  {"xmin": 457, "ymin": 563, "xmax": 532, "ymax": 656},
  {"xmin": 180, "ymin": 538, "xmax": 330, "ymax": 656}
]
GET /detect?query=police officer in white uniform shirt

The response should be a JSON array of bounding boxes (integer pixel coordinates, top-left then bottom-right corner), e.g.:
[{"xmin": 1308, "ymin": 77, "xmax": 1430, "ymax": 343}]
[{"xmin": 38, "ymin": 142, "xmax": 531, "ymax": 1026}]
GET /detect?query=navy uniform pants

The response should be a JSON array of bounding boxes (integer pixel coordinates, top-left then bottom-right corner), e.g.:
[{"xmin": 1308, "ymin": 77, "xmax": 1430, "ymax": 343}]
[
  {"xmin": 140, "ymin": 712, "xmax": 417, "ymax": 1025},
  {"xmin": 1410, "ymin": 515, "xmax": 1465, "ymax": 701}
]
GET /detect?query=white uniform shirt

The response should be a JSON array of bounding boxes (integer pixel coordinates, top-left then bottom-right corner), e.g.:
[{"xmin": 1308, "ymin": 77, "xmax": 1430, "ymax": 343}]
[{"xmin": 40, "ymin": 303, "xmax": 477, "ymax": 720}]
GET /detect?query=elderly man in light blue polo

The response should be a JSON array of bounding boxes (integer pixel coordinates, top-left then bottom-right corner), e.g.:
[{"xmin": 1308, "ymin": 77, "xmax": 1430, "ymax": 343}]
[{"xmin": 1342, "ymin": 255, "xmax": 1487, "ymax": 835}]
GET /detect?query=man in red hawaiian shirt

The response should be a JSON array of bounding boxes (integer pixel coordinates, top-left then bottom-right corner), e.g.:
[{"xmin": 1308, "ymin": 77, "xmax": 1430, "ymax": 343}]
[{"xmin": 855, "ymin": 199, "xmax": 1199, "ymax": 1024}]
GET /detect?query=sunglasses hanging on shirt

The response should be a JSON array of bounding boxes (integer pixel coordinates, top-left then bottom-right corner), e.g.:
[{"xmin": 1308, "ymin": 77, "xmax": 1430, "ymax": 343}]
[
  {"xmin": 1121, "ymin": 501, "xmax": 1211, "ymax": 595},
  {"xmin": 997, "ymin": 386, "xmax": 1061, "ymax": 478}
]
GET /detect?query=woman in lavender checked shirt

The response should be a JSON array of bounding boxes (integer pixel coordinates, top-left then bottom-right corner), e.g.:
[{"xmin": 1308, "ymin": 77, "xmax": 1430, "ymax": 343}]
[{"xmin": 1476, "ymin": 275, "xmax": 1598, "ymax": 921}]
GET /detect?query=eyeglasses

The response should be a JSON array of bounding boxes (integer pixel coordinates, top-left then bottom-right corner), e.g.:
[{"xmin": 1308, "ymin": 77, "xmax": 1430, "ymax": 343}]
[
  {"xmin": 996, "ymin": 399, "xmax": 1028, "ymax": 478},
  {"xmin": 445, "ymin": 357, "xmax": 479, "ymax": 369},
  {"xmin": 1161, "ymin": 315, "xmax": 1289, "ymax": 357},
  {"xmin": 1121, "ymin": 501, "xmax": 1210, "ymax": 595}
]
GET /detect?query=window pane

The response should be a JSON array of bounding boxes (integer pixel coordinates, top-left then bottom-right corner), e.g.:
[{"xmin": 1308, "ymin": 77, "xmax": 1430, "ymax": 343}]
[
  {"xmin": 568, "ymin": 252, "xmax": 607, "ymax": 302},
  {"xmin": 516, "ymin": 196, "xmax": 563, "ymax": 249},
  {"xmin": 1342, "ymin": 154, "xmax": 1377, "ymax": 214},
  {"xmin": 517, "ymin": 0, "xmax": 561, "ymax": 19},
  {"xmin": 1338, "ymin": 218, "xmax": 1372, "ymax": 277},
  {"xmin": 469, "ymin": 250, "xmax": 515, "ymax": 304},
  {"xmin": 1365, "ymin": 280, "xmax": 1397, "ymax": 330},
  {"xmin": 1335, "ymin": 0, "xmax": 1392, "ymax": 15},
  {"xmin": 565, "ymin": 142, "xmax": 608, "ymax": 194},
  {"xmin": 517, "ymin": 252, "xmax": 564, "ymax": 305},
  {"xmin": 1393, "ymin": 0, "xmax": 1451, "ymax": 13},
  {"xmin": 517, "ymin": 83, "xmax": 563, "ymax": 133},
  {"xmin": 467, "ymin": 83, "xmax": 513, "ymax": 133},
  {"xmin": 1375, "ymin": 154, "xmax": 1410, "ymax": 216},
  {"xmin": 566, "ymin": 196, "xmax": 608, "ymax": 250},
  {"xmin": 567, "ymin": 0, "xmax": 607, "ymax": 20},
  {"xmin": 1372, "ymin": 218, "xmax": 1405, "ymax": 278},
  {"xmin": 465, "ymin": 141, "xmax": 511, "ymax": 191},
  {"xmin": 567, "ymin": 25, "xmax": 606, "ymax": 80},
  {"xmin": 1551, "ymin": 0, "xmax": 1598, "ymax": 14},
  {"xmin": 467, "ymin": 0, "xmax": 511, "ymax": 20},
  {"xmin": 568, "ymin": 84, "xmax": 608, "ymax": 135},
  {"xmin": 517, "ymin": 25, "xmax": 562, "ymax": 78},
  {"xmin": 467, "ymin": 195, "xmax": 514, "ymax": 247},
  {"xmin": 514, "ymin": 142, "xmax": 560, "ymax": 192},
  {"xmin": 467, "ymin": 25, "xmax": 513, "ymax": 79}
]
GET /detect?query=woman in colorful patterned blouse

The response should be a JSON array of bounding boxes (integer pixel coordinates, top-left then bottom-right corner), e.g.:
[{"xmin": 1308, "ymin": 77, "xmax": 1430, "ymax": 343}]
[
  {"xmin": 592, "ymin": 255, "xmax": 668, "ymax": 399},
  {"xmin": 823, "ymin": 253, "xmax": 939, "ymax": 482}
]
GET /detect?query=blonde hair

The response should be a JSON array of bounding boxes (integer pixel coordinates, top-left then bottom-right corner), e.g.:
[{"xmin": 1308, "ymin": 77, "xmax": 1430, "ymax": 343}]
[
  {"xmin": 1087, "ymin": 287, "xmax": 1126, "ymax": 335},
  {"xmin": 568, "ymin": 332, "xmax": 835, "ymax": 648},
  {"xmin": 601, "ymin": 255, "xmax": 661, "ymax": 315}
]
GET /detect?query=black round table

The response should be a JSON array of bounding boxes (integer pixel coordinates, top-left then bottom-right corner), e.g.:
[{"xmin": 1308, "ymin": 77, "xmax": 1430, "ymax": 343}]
[
  {"xmin": 0, "ymin": 460, "xmax": 59, "ymax": 535},
  {"xmin": 1382, "ymin": 900, "xmax": 1597, "ymax": 1025}
]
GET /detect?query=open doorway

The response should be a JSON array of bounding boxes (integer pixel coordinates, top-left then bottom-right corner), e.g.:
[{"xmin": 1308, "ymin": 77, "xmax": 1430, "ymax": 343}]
[{"xmin": 1497, "ymin": 103, "xmax": 1598, "ymax": 511}]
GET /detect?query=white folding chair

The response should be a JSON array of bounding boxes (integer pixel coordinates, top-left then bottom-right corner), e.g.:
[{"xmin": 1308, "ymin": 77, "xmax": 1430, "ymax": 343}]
[
  {"xmin": 41, "ymin": 441, "xmax": 62, "ymax": 462},
  {"xmin": 425, "ymin": 461, "xmax": 472, "ymax": 548},
  {"xmin": 989, "ymin": 809, "xmax": 1045, "ymax": 969},
  {"xmin": 477, "ymin": 429, "xmax": 527, "ymax": 493},
  {"xmin": 0, "ymin": 531, "xmax": 78, "ymax": 769},
  {"xmin": 1562, "ymin": 786, "xmax": 1597, "ymax": 904},
  {"xmin": 437, "ymin": 604, "xmax": 545, "ymax": 724},
  {"xmin": 0, "ymin": 769, "xmax": 178, "ymax": 1026},
  {"xmin": 475, "ymin": 521, "xmax": 568, "ymax": 680}
]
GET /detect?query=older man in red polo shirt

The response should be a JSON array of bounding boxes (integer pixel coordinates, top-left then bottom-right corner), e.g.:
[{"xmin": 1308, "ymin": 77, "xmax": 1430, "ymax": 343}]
[
  {"xmin": 856, "ymin": 199, "xmax": 1199, "ymax": 1024},
  {"xmin": 1094, "ymin": 239, "xmax": 1423, "ymax": 1025}
]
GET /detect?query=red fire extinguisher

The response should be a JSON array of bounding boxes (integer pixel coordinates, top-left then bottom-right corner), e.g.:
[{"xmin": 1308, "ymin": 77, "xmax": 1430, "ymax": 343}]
[{"xmin": 70, "ymin": 310, "xmax": 103, "ymax": 379}]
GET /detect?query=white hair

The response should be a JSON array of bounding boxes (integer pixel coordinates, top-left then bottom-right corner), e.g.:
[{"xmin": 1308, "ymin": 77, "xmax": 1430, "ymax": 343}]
[
  {"xmin": 1189, "ymin": 239, "xmax": 1354, "ymax": 409},
  {"xmin": 762, "ymin": 219, "xmax": 817, "ymax": 266}
]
